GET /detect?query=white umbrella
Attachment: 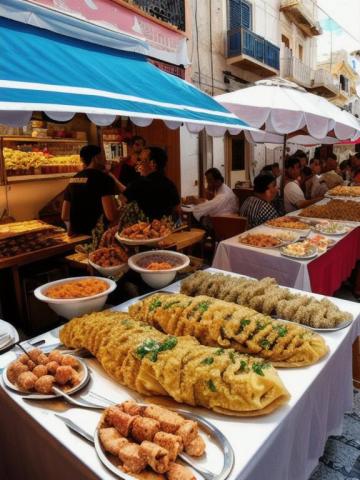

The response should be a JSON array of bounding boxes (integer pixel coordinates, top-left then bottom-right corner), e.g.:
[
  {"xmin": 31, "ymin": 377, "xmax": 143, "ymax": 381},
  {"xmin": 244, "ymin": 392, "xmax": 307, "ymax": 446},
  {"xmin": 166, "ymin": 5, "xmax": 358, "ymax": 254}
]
[{"xmin": 215, "ymin": 78, "xmax": 360, "ymax": 142}]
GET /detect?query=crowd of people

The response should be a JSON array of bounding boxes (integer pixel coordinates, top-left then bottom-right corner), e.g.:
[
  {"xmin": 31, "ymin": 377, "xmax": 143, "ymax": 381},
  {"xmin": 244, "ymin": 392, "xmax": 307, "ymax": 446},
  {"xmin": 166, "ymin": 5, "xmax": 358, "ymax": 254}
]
[{"xmin": 61, "ymin": 139, "xmax": 360, "ymax": 249}]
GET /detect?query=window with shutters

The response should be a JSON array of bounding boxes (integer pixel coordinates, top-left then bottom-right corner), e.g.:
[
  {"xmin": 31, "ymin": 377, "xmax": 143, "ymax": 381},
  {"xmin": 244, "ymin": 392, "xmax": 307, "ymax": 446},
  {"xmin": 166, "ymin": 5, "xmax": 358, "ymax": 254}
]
[
  {"xmin": 228, "ymin": 0, "xmax": 253, "ymax": 31},
  {"xmin": 340, "ymin": 74, "xmax": 349, "ymax": 93}
]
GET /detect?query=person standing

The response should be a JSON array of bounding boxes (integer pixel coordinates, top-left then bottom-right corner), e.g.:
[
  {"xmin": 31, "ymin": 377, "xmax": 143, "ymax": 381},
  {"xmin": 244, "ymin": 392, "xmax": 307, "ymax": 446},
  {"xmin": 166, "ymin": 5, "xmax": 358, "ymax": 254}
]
[
  {"xmin": 284, "ymin": 156, "xmax": 323, "ymax": 213},
  {"xmin": 111, "ymin": 136, "xmax": 145, "ymax": 192},
  {"xmin": 61, "ymin": 145, "xmax": 119, "ymax": 235}
]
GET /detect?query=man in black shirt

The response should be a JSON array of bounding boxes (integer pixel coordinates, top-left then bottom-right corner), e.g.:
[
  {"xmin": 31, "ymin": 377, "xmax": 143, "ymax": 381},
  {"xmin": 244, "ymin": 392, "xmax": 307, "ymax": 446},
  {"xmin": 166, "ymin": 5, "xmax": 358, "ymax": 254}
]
[
  {"xmin": 61, "ymin": 145, "xmax": 119, "ymax": 235},
  {"xmin": 124, "ymin": 147, "xmax": 180, "ymax": 220}
]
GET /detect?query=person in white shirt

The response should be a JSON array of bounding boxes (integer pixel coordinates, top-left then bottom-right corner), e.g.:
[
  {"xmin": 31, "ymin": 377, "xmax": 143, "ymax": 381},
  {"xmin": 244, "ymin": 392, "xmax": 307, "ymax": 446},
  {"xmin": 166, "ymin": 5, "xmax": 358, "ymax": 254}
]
[
  {"xmin": 284, "ymin": 156, "xmax": 323, "ymax": 213},
  {"xmin": 191, "ymin": 168, "xmax": 238, "ymax": 224}
]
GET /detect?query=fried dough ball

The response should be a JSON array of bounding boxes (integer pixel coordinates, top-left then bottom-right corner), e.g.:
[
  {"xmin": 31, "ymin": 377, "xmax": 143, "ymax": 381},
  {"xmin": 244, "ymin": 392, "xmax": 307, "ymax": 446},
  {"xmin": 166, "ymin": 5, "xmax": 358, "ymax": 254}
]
[
  {"xmin": 34, "ymin": 375, "xmax": 55, "ymax": 394},
  {"xmin": 47, "ymin": 361, "xmax": 60, "ymax": 375},
  {"xmin": 61, "ymin": 354, "xmax": 80, "ymax": 369},
  {"xmin": 48, "ymin": 350, "xmax": 63, "ymax": 364},
  {"xmin": 28, "ymin": 348, "xmax": 43, "ymax": 363},
  {"xmin": 26, "ymin": 360, "xmax": 36, "ymax": 371},
  {"xmin": 17, "ymin": 371, "xmax": 38, "ymax": 391},
  {"xmin": 18, "ymin": 353, "xmax": 30, "ymax": 365},
  {"xmin": 7, "ymin": 361, "xmax": 29, "ymax": 384},
  {"xmin": 37, "ymin": 353, "xmax": 49, "ymax": 365},
  {"xmin": 54, "ymin": 365, "xmax": 74, "ymax": 385},
  {"xmin": 32, "ymin": 364, "xmax": 48, "ymax": 378}
]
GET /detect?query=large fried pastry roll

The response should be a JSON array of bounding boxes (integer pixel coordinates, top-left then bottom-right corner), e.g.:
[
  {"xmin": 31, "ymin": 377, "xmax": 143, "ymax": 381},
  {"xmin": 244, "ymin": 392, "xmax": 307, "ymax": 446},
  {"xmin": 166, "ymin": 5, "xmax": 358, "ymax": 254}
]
[
  {"xmin": 60, "ymin": 312, "xmax": 290, "ymax": 416},
  {"xmin": 129, "ymin": 293, "xmax": 328, "ymax": 367}
]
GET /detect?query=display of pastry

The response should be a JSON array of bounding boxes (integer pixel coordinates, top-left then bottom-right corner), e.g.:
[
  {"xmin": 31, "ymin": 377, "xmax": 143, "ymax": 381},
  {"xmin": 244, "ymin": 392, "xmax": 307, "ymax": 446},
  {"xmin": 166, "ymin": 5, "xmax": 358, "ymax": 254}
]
[
  {"xmin": 60, "ymin": 312, "xmax": 290, "ymax": 416},
  {"xmin": 327, "ymin": 186, "xmax": 360, "ymax": 197},
  {"xmin": 0, "ymin": 232, "xmax": 62, "ymax": 258},
  {"xmin": 129, "ymin": 293, "xmax": 328, "ymax": 367},
  {"xmin": 180, "ymin": 271, "xmax": 352, "ymax": 329},
  {"xmin": 119, "ymin": 219, "xmax": 171, "ymax": 240},
  {"xmin": 300, "ymin": 200, "xmax": 360, "ymax": 222},
  {"xmin": 265, "ymin": 217, "xmax": 310, "ymax": 230},
  {"xmin": 0, "ymin": 220, "xmax": 55, "ymax": 239}
]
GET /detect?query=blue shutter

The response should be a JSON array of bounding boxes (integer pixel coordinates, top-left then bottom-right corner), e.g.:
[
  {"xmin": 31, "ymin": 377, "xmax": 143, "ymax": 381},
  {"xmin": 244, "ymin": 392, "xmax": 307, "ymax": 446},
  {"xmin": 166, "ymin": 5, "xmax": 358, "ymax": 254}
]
[
  {"xmin": 241, "ymin": 1, "xmax": 252, "ymax": 30},
  {"xmin": 229, "ymin": 0, "xmax": 242, "ymax": 29}
]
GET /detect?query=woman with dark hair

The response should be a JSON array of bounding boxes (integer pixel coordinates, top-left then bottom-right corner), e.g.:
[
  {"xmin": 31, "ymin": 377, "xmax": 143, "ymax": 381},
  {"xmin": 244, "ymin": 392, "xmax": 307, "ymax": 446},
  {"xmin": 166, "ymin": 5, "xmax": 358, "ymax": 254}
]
[
  {"xmin": 239, "ymin": 174, "xmax": 280, "ymax": 228},
  {"xmin": 61, "ymin": 145, "xmax": 119, "ymax": 235}
]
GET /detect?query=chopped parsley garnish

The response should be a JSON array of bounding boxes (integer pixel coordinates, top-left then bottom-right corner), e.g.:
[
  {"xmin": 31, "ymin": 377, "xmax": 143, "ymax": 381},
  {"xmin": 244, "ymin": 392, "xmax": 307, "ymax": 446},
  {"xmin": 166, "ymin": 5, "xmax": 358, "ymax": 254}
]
[
  {"xmin": 260, "ymin": 339, "xmax": 271, "ymax": 350},
  {"xmin": 163, "ymin": 301, "xmax": 180, "ymax": 309},
  {"xmin": 236, "ymin": 360, "xmax": 249, "ymax": 374},
  {"xmin": 197, "ymin": 301, "xmax": 210, "ymax": 313},
  {"xmin": 252, "ymin": 362, "xmax": 271, "ymax": 376},
  {"xmin": 149, "ymin": 299, "xmax": 162, "ymax": 311},
  {"xmin": 237, "ymin": 318, "xmax": 251, "ymax": 334},
  {"xmin": 214, "ymin": 348, "xmax": 224, "ymax": 356},
  {"xmin": 207, "ymin": 379, "xmax": 217, "ymax": 392},
  {"xmin": 136, "ymin": 337, "xmax": 177, "ymax": 362},
  {"xmin": 275, "ymin": 325, "xmax": 288, "ymax": 337},
  {"xmin": 256, "ymin": 321, "xmax": 266, "ymax": 331},
  {"xmin": 228, "ymin": 351, "xmax": 236, "ymax": 364},
  {"xmin": 200, "ymin": 357, "xmax": 214, "ymax": 365}
]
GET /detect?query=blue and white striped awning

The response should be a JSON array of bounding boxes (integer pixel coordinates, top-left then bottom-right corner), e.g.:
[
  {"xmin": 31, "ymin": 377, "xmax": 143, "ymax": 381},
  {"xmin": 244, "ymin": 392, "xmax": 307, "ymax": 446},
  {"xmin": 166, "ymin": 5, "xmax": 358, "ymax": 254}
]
[{"xmin": 0, "ymin": 15, "xmax": 254, "ymax": 136}]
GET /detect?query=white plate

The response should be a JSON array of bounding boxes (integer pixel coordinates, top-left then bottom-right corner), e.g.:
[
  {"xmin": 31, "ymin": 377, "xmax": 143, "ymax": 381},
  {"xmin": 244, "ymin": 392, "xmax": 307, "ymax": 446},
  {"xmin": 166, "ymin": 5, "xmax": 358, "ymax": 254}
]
[
  {"xmin": 95, "ymin": 405, "xmax": 234, "ymax": 480},
  {"xmin": 3, "ymin": 355, "xmax": 89, "ymax": 399},
  {"xmin": 314, "ymin": 224, "xmax": 350, "ymax": 236},
  {"xmin": 264, "ymin": 223, "xmax": 311, "ymax": 237},
  {"xmin": 115, "ymin": 231, "xmax": 170, "ymax": 246},
  {"xmin": 0, "ymin": 320, "xmax": 19, "ymax": 351},
  {"xmin": 238, "ymin": 231, "xmax": 300, "ymax": 249},
  {"xmin": 280, "ymin": 245, "xmax": 318, "ymax": 260}
]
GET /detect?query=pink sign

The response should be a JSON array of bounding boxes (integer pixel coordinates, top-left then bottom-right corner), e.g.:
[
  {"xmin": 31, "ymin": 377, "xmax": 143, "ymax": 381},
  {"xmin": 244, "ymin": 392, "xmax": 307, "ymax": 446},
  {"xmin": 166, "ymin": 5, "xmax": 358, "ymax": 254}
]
[{"xmin": 31, "ymin": 0, "xmax": 189, "ymax": 66}]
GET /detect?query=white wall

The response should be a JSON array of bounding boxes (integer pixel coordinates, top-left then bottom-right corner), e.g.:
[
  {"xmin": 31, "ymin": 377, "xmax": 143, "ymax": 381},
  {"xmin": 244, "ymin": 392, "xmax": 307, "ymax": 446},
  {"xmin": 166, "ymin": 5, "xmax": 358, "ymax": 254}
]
[
  {"xmin": 180, "ymin": 126, "xmax": 200, "ymax": 197},
  {"xmin": 212, "ymin": 137, "xmax": 225, "ymax": 176}
]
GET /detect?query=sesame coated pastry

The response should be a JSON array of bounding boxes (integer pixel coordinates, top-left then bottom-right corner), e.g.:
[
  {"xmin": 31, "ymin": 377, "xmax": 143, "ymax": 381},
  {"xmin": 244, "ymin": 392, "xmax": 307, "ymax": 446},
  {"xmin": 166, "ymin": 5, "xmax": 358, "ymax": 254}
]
[
  {"xmin": 60, "ymin": 311, "xmax": 290, "ymax": 416},
  {"xmin": 180, "ymin": 271, "xmax": 352, "ymax": 329},
  {"xmin": 129, "ymin": 293, "xmax": 328, "ymax": 368}
]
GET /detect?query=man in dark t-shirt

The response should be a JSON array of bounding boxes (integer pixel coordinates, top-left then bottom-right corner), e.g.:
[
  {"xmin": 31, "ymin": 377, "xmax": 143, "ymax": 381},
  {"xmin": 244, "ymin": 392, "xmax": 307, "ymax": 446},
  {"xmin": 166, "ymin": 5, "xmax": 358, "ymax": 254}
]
[
  {"xmin": 62, "ymin": 145, "xmax": 118, "ymax": 235},
  {"xmin": 124, "ymin": 147, "xmax": 180, "ymax": 220}
]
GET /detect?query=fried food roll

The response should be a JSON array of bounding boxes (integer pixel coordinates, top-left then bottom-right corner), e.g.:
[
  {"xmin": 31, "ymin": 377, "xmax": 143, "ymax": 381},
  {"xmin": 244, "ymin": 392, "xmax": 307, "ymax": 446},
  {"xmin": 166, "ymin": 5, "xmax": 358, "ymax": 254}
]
[
  {"xmin": 120, "ymin": 400, "xmax": 145, "ymax": 416},
  {"xmin": 184, "ymin": 435, "xmax": 205, "ymax": 457},
  {"xmin": 144, "ymin": 405, "xmax": 184, "ymax": 434},
  {"xmin": 99, "ymin": 428, "xmax": 129, "ymax": 456},
  {"xmin": 105, "ymin": 406, "xmax": 137, "ymax": 437},
  {"xmin": 129, "ymin": 293, "xmax": 328, "ymax": 368},
  {"xmin": 118, "ymin": 443, "xmax": 147, "ymax": 474},
  {"xmin": 131, "ymin": 416, "xmax": 161, "ymax": 443},
  {"xmin": 175, "ymin": 421, "xmax": 198, "ymax": 447},
  {"xmin": 167, "ymin": 463, "xmax": 195, "ymax": 480},
  {"xmin": 153, "ymin": 432, "xmax": 183, "ymax": 462},
  {"xmin": 139, "ymin": 440, "xmax": 170, "ymax": 474},
  {"xmin": 60, "ymin": 312, "xmax": 290, "ymax": 416}
]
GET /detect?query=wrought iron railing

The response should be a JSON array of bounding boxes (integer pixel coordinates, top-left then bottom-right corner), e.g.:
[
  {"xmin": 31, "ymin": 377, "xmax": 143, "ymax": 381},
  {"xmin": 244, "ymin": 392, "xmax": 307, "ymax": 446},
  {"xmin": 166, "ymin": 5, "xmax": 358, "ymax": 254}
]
[
  {"xmin": 227, "ymin": 27, "xmax": 280, "ymax": 70},
  {"xmin": 131, "ymin": 0, "xmax": 185, "ymax": 31}
]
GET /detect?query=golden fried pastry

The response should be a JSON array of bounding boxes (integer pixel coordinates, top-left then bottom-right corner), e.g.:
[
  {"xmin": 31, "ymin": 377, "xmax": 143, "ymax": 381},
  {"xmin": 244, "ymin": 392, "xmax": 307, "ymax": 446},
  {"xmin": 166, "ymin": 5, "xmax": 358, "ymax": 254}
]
[
  {"xmin": 35, "ymin": 375, "xmax": 55, "ymax": 394},
  {"xmin": 54, "ymin": 365, "xmax": 74, "ymax": 385},
  {"xmin": 32, "ymin": 364, "xmax": 48, "ymax": 378},
  {"xmin": 129, "ymin": 293, "xmax": 328, "ymax": 367},
  {"xmin": 46, "ymin": 361, "xmax": 59, "ymax": 375},
  {"xmin": 167, "ymin": 462, "xmax": 195, "ymax": 480},
  {"xmin": 118, "ymin": 443, "xmax": 147, "ymax": 474},
  {"xmin": 7, "ymin": 361, "xmax": 28, "ymax": 384},
  {"xmin": 61, "ymin": 354, "xmax": 80, "ymax": 368},
  {"xmin": 48, "ymin": 350, "xmax": 63, "ymax": 364},
  {"xmin": 153, "ymin": 432, "xmax": 183, "ymax": 462},
  {"xmin": 17, "ymin": 371, "xmax": 37, "ymax": 390},
  {"xmin": 139, "ymin": 441, "xmax": 170, "ymax": 474},
  {"xmin": 60, "ymin": 312, "xmax": 290, "ymax": 416},
  {"xmin": 181, "ymin": 271, "xmax": 352, "ymax": 329},
  {"xmin": 106, "ymin": 406, "xmax": 137, "ymax": 437},
  {"xmin": 132, "ymin": 416, "xmax": 161, "ymax": 443},
  {"xmin": 99, "ymin": 427, "xmax": 129, "ymax": 456},
  {"xmin": 327, "ymin": 186, "xmax": 360, "ymax": 197},
  {"xmin": 184, "ymin": 435, "xmax": 205, "ymax": 457}
]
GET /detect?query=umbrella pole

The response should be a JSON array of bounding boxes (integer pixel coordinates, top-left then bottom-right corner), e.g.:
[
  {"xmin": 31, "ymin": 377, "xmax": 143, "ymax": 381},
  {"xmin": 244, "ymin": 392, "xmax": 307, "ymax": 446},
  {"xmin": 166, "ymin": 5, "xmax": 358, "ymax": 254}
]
[{"xmin": 281, "ymin": 133, "xmax": 287, "ymax": 197}]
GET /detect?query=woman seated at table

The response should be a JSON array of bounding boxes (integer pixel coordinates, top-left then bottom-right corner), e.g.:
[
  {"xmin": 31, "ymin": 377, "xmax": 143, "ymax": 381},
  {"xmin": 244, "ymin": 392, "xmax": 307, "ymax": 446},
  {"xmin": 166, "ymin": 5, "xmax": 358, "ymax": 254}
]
[{"xmin": 239, "ymin": 173, "xmax": 280, "ymax": 228}]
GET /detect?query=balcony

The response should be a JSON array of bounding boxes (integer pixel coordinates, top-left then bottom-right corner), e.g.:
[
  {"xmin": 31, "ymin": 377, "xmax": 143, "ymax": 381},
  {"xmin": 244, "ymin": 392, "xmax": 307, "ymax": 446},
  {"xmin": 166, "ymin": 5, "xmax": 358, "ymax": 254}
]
[
  {"xmin": 309, "ymin": 69, "xmax": 339, "ymax": 98},
  {"xmin": 281, "ymin": 55, "xmax": 312, "ymax": 88},
  {"xmin": 280, "ymin": 0, "xmax": 322, "ymax": 37},
  {"xmin": 130, "ymin": 0, "xmax": 185, "ymax": 31},
  {"xmin": 227, "ymin": 28, "xmax": 280, "ymax": 77}
]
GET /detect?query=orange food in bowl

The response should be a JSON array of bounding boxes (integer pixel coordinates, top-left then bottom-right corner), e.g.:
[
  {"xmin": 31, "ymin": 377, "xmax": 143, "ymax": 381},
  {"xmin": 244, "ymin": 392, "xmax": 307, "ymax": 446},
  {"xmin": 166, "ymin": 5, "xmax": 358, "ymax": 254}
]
[
  {"xmin": 145, "ymin": 261, "xmax": 173, "ymax": 270},
  {"xmin": 45, "ymin": 278, "xmax": 109, "ymax": 299},
  {"xmin": 90, "ymin": 247, "xmax": 127, "ymax": 267}
]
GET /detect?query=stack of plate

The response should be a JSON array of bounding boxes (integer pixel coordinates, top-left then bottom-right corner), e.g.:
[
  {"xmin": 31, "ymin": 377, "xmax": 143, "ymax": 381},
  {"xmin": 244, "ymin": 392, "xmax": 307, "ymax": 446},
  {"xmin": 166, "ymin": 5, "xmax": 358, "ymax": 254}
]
[{"xmin": 0, "ymin": 320, "xmax": 19, "ymax": 352}]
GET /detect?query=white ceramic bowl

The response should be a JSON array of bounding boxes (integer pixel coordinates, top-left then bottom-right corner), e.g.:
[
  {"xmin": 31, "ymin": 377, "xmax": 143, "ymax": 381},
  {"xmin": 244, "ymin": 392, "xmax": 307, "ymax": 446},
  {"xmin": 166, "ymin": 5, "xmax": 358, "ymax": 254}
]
[
  {"xmin": 88, "ymin": 249, "xmax": 129, "ymax": 278},
  {"xmin": 128, "ymin": 250, "xmax": 190, "ymax": 289},
  {"xmin": 34, "ymin": 276, "xmax": 116, "ymax": 319}
]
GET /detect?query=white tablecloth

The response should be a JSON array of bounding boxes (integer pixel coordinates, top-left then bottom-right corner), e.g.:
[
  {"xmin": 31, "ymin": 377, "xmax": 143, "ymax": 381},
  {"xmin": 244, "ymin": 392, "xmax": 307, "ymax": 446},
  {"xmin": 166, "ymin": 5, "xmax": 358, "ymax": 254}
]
[{"xmin": 0, "ymin": 269, "xmax": 359, "ymax": 480}]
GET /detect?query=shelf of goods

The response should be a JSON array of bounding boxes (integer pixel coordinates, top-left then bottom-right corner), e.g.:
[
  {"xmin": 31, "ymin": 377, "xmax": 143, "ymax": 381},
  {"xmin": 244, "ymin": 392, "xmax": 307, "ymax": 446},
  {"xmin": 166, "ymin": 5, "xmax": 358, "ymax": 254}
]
[{"xmin": 1, "ymin": 136, "xmax": 87, "ymax": 182}]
